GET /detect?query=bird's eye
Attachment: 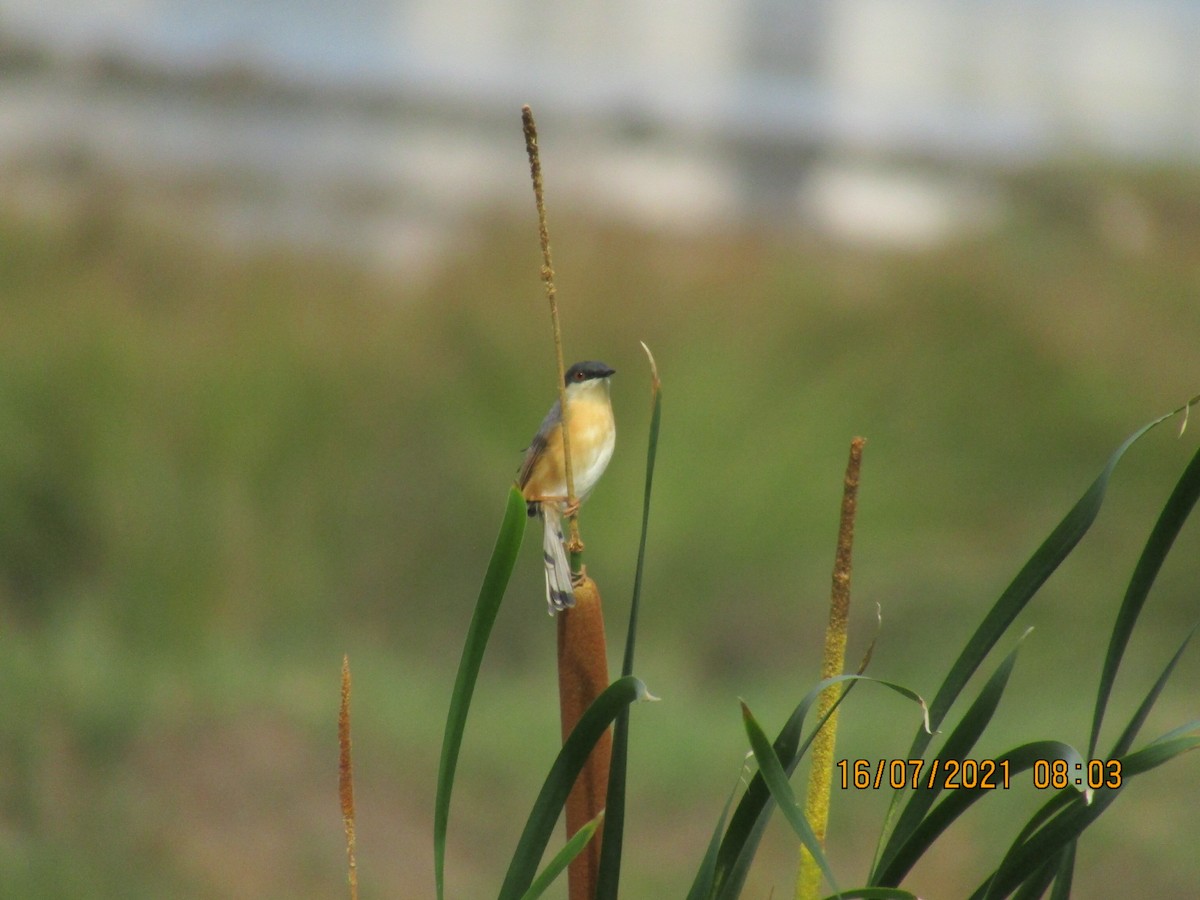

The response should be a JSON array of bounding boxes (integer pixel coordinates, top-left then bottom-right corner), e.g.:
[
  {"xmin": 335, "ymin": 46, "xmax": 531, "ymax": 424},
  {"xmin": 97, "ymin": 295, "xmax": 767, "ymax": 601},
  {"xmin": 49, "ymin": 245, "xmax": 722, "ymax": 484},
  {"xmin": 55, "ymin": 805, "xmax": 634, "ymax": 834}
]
[{"xmin": 574, "ymin": 371, "xmax": 585, "ymax": 380}]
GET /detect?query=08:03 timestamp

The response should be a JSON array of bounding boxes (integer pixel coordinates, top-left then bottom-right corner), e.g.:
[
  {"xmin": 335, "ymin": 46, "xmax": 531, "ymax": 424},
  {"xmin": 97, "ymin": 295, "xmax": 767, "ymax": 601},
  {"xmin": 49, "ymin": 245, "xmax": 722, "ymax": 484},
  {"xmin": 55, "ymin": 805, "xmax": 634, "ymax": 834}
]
[{"xmin": 836, "ymin": 758, "xmax": 1123, "ymax": 791}]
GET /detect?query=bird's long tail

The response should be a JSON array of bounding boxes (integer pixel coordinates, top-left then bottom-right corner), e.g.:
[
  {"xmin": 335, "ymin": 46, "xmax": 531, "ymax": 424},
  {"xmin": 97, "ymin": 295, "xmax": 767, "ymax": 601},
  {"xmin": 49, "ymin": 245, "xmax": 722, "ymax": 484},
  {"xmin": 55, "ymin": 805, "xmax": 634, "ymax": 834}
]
[{"xmin": 540, "ymin": 505, "xmax": 575, "ymax": 613}]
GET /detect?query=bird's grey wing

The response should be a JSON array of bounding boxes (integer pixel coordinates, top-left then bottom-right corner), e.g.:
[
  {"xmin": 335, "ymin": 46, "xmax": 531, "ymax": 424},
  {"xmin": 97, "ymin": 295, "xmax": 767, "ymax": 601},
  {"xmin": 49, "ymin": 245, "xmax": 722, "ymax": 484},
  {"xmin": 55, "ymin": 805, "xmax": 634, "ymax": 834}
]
[{"xmin": 517, "ymin": 398, "xmax": 562, "ymax": 488}]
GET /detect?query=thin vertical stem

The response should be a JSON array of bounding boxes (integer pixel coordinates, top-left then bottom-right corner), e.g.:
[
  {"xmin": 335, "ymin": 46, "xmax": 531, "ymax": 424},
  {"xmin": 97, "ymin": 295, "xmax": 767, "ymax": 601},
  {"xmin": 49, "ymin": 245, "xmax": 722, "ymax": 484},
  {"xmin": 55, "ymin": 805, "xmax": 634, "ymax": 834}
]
[
  {"xmin": 339, "ymin": 655, "xmax": 359, "ymax": 900},
  {"xmin": 522, "ymin": 105, "xmax": 581, "ymax": 549},
  {"xmin": 523, "ymin": 104, "xmax": 611, "ymax": 900}
]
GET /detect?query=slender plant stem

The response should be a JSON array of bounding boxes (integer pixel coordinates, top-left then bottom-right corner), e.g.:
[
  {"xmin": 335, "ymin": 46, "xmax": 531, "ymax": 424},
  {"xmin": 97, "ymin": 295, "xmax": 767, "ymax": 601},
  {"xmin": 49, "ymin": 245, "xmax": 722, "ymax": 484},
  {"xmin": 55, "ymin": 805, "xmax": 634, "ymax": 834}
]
[
  {"xmin": 523, "ymin": 104, "xmax": 610, "ymax": 900},
  {"xmin": 522, "ymin": 105, "xmax": 582, "ymax": 550},
  {"xmin": 339, "ymin": 655, "xmax": 359, "ymax": 900}
]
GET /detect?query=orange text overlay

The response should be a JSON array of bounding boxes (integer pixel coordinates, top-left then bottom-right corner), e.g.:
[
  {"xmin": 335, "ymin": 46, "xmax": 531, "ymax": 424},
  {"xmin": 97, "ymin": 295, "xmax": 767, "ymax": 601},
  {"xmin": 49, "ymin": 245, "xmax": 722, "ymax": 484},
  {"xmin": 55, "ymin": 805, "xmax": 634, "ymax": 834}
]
[{"xmin": 835, "ymin": 758, "xmax": 1124, "ymax": 791}]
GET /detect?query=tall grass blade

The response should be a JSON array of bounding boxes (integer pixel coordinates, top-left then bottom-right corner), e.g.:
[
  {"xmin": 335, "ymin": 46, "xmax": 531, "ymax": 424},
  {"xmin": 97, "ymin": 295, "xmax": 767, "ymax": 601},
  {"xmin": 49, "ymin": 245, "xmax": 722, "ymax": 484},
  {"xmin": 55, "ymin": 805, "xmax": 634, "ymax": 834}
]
[
  {"xmin": 910, "ymin": 409, "xmax": 1181, "ymax": 769},
  {"xmin": 1066, "ymin": 439, "xmax": 1199, "ymax": 898},
  {"xmin": 876, "ymin": 741, "xmax": 1083, "ymax": 887},
  {"xmin": 685, "ymin": 782, "xmax": 738, "ymax": 900},
  {"xmin": 620, "ymin": 343, "xmax": 661, "ymax": 681},
  {"xmin": 1108, "ymin": 624, "xmax": 1196, "ymax": 758},
  {"xmin": 882, "ymin": 403, "xmax": 1195, "ymax": 883},
  {"xmin": 973, "ymin": 727, "xmax": 1200, "ymax": 900},
  {"xmin": 596, "ymin": 342, "xmax": 662, "ymax": 900},
  {"xmin": 1089, "ymin": 442, "xmax": 1200, "ymax": 756},
  {"xmin": 434, "ymin": 487, "xmax": 527, "ymax": 900},
  {"xmin": 705, "ymin": 677, "xmax": 854, "ymax": 899},
  {"xmin": 740, "ymin": 700, "xmax": 840, "ymax": 896},
  {"xmin": 974, "ymin": 792, "xmax": 1102, "ymax": 900},
  {"xmin": 519, "ymin": 811, "xmax": 606, "ymax": 900},
  {"xmin": 698, "ymin": 675, "xmax": 927, "ymax": 900},
  {"xmin": 977, "ymin": 630, "xmax": 1199, "ymax": 900},
  {"xmin": 874, "ymin": 636, "xmax": 1029, "ymax": 883},
  {"xmin": 498, "ymin": 676, "xmax": 649, "ymax": 900},
  {"xmin": 878, "ymin": 399, "xmax": 1197, "ymax": 890},
  {"xmin": 1009, "ymin": 854, "xmax": 1060, "ymax": 900},
  {"xmin": 818, "ymin": 891, "xmax": 918, "ymax": 900},
  {"xmin": 1047, "ymin": 842, "xmax": 1076, "ymax": 900},
  {"xmin": 1009, "ymin": 789, "xmax": 1078, "ymax": 851},
  {"xmin": 1121, "ymin": 727, "xmax": 1200, "ymax": 773}
]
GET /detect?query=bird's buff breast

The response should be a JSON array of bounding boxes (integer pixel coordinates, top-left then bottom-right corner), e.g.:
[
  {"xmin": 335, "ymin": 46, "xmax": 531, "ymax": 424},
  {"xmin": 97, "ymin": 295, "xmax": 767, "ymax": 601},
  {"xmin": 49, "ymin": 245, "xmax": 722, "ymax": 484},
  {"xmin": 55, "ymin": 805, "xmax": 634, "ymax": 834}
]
[
  {"xmin": 527, "ymin": 395, "xmax": 613, "ymax": 501},
  {"xmin": 568, "ymin": 396, "xmax": 615, "ymax": 498}
]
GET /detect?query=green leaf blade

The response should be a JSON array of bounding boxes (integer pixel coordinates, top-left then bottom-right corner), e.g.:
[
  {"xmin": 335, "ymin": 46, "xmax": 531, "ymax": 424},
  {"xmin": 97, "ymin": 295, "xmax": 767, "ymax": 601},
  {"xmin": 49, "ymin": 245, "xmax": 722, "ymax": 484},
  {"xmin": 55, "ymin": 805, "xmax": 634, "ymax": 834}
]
[
  {"xmin": 434, "ymin": 487, "xmax": 527, "ymax": 900},
  {"xmin": 703, "ymin": 674, "xmax": 925, "ymax": 900},
  {"xmin": 740, "ymin": 700, "xmax": 840, "ymax": 897},
  {"xmin": 914, "ymin": 415, "xmax": 1170, "ymax": 762},
  {"xmin": 876, "ymin": 740, "xmax": 1083, "ymax": 888},
  {"xmin": 876, "ymin": 639, "xmax": 1032, "ymax": 884},
  {"xmin": 498, "ymin": 676, "xmax": 649, "ymax": 900},
  {"xmin": 597, "ymin": 347, "xmax": 662, "ymax": 900},
  {"xmin": 519, "ymin": 811, "xmax": 606, "ymax": 900},
  {"xmin": 1090, "ymin": 442, "xmax": 1200, "ymax": 756}
]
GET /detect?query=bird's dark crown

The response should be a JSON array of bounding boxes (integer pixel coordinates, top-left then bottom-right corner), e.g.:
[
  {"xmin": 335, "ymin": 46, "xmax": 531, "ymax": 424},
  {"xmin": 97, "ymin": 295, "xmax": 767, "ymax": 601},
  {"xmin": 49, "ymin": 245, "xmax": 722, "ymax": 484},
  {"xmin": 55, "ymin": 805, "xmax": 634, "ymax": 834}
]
[{"xmin": 564, "ymin": 361, "xmax": 616, "ymax": 385}]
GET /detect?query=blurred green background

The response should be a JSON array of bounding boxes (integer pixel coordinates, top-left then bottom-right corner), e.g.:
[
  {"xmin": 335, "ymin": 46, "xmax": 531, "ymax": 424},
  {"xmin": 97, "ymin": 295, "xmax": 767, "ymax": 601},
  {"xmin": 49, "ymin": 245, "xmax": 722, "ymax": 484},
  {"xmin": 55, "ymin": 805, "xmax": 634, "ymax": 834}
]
[{"xmin": 1, "ymin": 163, "xmax": 1199, "ymax": 898}]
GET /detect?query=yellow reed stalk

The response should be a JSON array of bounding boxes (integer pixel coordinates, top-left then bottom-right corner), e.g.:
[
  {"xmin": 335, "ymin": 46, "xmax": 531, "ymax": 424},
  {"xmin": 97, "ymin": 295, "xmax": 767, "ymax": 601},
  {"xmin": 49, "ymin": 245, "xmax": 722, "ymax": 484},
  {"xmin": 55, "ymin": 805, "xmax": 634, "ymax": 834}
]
[{"xmin": 797, "ymin": 437, "xmax": 865, "ymax": 900}]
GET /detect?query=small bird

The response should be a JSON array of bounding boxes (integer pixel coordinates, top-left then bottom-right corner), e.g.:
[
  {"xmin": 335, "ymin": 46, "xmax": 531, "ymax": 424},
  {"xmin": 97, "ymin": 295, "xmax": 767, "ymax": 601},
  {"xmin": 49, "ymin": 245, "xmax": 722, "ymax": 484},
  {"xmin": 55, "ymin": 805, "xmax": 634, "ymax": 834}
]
[{"xmin": 518, "ymin": 361, "xmax": 616, "ymax": 613}]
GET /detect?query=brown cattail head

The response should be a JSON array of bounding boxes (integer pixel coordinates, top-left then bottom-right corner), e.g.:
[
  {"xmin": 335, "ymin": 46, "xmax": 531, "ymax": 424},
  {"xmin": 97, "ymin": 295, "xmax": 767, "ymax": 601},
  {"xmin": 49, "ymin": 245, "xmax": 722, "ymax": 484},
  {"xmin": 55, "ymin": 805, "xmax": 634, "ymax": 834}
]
[{"xmin": 556, "ymin": 575, "xmax": 611, "ymax": 900}]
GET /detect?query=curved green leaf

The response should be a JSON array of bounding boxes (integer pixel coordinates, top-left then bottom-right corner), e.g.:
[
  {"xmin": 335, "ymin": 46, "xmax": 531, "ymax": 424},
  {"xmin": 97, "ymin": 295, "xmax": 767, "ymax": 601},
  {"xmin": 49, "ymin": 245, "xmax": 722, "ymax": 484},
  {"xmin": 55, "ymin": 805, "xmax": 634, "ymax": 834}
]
[
  {"xmin": 700, "ymin": 674, "xmax": 927, "ymax": 900},
  {"xmin": 741, "ymin": 700, "xmax": 840, "ymax": 896},
  {"xmin": 704, "ymin": 675, "xmax": 855, "ymax": 900},
  {"xmin": 1090, "ymin": 441, "xmax": 1200, "ymax": 756},
  {"xmin": 1046, "ymin": 842, "xmax": 1076, "ymax": 900},
  {"xmin": 1010, "ymin": 852, "xmax": 1062, "ymax": 900},
  {"xmin": 1108, "ymin": 624, "xmax": 1197, "ymax": 759},
  {"xmin": 597, "ymin": 344, "xmax": 662, "ymax": 900},
  {"xmin": 434, "ymin": 487, "xmax": 527, "ymax": 900},
  {"xmin": 1120, "ymin": 729, "xmax": 1200, "ymax": 775},
  {"xmin": 977, "ymin": 630, "xmax": 1200, "ymax": 900},
  {"xmin": 1009, "ymin": 788, "xmax": 1078, "ymax": 852},
  {"xmin": 911, "ymin": 407, "xmax": 1186, "ymax": 771},
  {"xmin": 875, "ymin": 740, "xmax": 1082, "ymax": 887},
  {"xmin": 877, "ymin": 632, "xmax": 1028, "ymax": 881},
  {"xmin": 519, "ymin": 811, "xmax": 606, "ymax": 900},
  {"xmin": 685, "ymin": 780, "xmax": 738, "ymax": 900},
  {"xmin": 498, "ymin": 676, "xmax": 650, "ymax": 900}
]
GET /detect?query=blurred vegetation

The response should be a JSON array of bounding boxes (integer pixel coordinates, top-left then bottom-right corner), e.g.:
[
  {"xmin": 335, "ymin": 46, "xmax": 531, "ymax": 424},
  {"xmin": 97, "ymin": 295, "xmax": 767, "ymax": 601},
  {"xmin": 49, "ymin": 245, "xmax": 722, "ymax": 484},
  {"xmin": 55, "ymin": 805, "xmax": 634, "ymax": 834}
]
[{"xmin": 0, "ymin": 164, "xmax": 1198, "ymax": 898}]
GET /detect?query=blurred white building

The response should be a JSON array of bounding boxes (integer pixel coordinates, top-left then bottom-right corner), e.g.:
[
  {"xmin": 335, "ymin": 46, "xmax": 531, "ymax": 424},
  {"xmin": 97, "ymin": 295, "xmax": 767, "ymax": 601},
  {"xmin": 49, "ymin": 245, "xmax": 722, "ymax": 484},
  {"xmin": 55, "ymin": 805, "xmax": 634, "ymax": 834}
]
[
  {"xmin": 393, "ymin": 0, "xmax": 1200, "ymax": 159},
  {"xmin": 389, "ymin": 0, "xmax": 1200, "ymax": 240},
  {"xmin": 2, "ymin": 0, "xmax": 1198, "ymax": 251}
]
